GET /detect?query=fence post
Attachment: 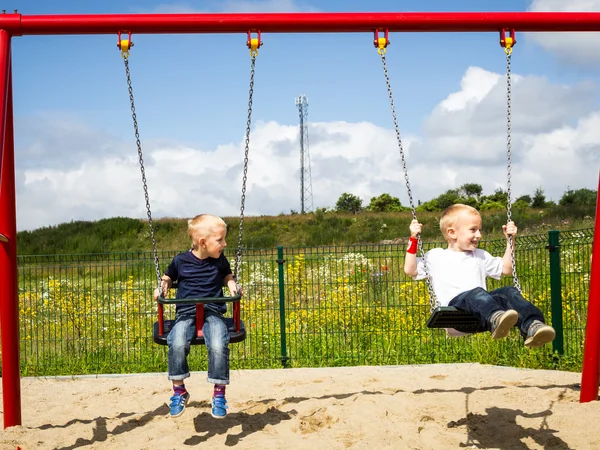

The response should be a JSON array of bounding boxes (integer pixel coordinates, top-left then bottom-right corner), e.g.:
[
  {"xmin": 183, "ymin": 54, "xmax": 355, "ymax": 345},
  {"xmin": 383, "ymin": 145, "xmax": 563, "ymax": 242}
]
[
  {"xmin": 277, "ymin": 246, "xmax": 289, "ymax": 368},
  {"xmin": 547, "ymin": 230, "xmax": 564, "ymax": 355}
]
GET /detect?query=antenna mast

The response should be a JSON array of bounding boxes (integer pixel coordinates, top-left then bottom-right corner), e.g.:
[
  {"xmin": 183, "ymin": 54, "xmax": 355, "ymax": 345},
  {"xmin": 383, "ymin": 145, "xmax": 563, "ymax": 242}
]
[{"xmin": 295, "ymin": 95, "xmax": 314, "ymax": 213}]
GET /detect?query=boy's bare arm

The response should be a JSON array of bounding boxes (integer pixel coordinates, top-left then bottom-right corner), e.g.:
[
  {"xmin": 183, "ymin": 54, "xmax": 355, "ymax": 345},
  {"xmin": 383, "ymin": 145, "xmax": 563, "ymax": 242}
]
[
  {"xmin": 404, "ymin": 252, "xmax": 418, "ymax": 277},
  {"xmin": 501, "ymin": 221, "xmax": 518, "ymax": 276},
  {"xmin": 404, "ymin": 219, "xmax": 421, "ymax": 277}
]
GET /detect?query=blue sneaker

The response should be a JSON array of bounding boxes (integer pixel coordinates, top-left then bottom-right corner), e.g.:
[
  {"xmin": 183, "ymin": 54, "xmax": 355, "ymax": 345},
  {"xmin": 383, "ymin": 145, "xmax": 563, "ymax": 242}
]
[
  {"xmin": 169, "ymin": 391, "xmax": 190, "ymax": 418},
  {"xmin": 211, "ymin": 396, "xmax": 228, "ymax": 419}
]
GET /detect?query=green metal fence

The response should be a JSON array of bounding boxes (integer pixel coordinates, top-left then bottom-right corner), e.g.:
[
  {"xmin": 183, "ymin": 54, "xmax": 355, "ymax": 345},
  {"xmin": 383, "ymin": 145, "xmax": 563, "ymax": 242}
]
[{"xmin": 11, "ymin": 228, "xmax": 594, "ymax": 376}]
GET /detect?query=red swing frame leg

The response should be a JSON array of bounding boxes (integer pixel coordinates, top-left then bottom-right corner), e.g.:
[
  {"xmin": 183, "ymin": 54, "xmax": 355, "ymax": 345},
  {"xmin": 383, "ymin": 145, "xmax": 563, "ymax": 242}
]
[{"xmin": 580, "ymin": 173, "xmax": 600, "ymax": 403}]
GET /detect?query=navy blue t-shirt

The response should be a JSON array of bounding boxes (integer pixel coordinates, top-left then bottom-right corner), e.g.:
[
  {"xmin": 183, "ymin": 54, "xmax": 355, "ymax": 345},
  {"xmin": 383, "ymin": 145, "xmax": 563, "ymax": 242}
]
[{"xmin": 164, "ymin": 250, "xmax": 232, "ymax": 316}]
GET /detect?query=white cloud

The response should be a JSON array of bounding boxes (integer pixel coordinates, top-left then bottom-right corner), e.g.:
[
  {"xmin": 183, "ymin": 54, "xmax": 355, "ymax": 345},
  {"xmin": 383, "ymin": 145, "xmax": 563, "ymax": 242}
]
[
  {"xmin": 439, "ymin": 67, "xmax": 501, "ymax": 112},
  {"xmin": 14, "ymin": 65, "xmax": 600, "ymax": 231},
  {"xmin": 529, "ymin": 0, "xmax": 600, "ymax": 12},
  {"xmin": 409, "ymin": 65, "xmax": 599, "ymax": 206},
  {"xmin": 527, "ymin": 0, "xmax": 600, "ymax": 67},
  {"xmin": 14, "ymin": 117, "xmax": 416, "ymax": 230}
]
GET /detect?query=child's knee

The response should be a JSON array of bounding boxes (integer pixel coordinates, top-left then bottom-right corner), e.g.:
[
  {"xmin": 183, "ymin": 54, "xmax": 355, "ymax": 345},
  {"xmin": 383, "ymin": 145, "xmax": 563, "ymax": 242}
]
[
  {"xmin": 472, "ymin": 287, "xmax": 488, "ymax": 297},
  {"xmin": 208, "ymin": 338, "xmax": 229, "ymax": 353},
  {"xmin": 505, "ymin": 286, "xmax": 519, "ymax": 294},
  {"xmin": 168, "ymin": 332, "xmax": 190, "ymax": 353}
]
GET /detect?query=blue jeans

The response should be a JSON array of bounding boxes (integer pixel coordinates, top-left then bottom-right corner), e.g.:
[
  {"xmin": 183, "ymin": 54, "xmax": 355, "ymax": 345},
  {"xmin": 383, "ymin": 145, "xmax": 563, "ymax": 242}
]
[
  {"xmin": 449, "ymin": 286, "xmax": 545, "ymax": 338},
  {"xmin": 167, "ymin": 308, "xmax": 230, "ymax": 384}
]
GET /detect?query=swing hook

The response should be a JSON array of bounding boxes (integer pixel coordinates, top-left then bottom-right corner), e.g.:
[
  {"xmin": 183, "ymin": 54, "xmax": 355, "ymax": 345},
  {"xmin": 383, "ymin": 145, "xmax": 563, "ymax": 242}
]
[
  {"xmin": 247, "ymin": 30, "xmax": 263, "ymax": 56},
  {"xmin": 117, "ymin": 31, "xmax": 134, "ymax": 59},
  {"xmin": 374, "ymin": 28, "xmax": 390, "ymax": 55},
  {"xmin": 500, "ymin": 28, "xmax": 516, "ymax": 55}
]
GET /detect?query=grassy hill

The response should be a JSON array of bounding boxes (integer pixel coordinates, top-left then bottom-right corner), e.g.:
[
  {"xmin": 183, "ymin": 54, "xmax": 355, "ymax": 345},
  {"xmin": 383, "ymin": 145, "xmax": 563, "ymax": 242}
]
[{"xmin": 16, "ymin": 204, "xmax": 595, "ymax": 255}]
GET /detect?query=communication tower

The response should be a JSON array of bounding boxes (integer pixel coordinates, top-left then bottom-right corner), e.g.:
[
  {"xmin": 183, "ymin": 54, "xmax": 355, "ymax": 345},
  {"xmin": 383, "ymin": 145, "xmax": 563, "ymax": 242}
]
[{"xmin": 295, "ymin": 95, "xmax": 314, "ymax": 213}]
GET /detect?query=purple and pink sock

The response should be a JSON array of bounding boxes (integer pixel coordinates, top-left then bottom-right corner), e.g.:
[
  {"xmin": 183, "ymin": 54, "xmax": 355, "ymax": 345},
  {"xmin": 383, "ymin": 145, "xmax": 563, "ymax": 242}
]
[
  {"xmin": 214, "ymin": 384, "xmax": 226, "ymax": 398},
  {"xmin": 173, "ymin": 384, "xmax": 186, "ymax": 396}
]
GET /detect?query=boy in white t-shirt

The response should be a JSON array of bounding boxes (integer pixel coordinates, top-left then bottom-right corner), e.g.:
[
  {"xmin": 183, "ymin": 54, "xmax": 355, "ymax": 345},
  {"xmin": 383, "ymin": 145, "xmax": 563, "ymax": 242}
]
[{"xmin": 404, "ymin": 204, "xmax": 555, "ymax": 348}]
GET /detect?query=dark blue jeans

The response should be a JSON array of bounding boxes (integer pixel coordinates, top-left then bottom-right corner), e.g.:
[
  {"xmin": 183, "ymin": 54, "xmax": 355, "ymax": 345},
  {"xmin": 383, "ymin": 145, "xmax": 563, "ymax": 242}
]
[
  {"xmin": 449, "ymin": 286, "xmax": 545, "ymax": 338},
  {"xmin": 167, "ymin": 308, "xmax": 230, "ymax": 385}
]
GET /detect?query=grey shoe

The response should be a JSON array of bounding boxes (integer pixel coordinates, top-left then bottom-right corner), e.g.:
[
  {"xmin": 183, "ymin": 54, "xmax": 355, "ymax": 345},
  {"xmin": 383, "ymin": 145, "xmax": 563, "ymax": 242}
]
[
  {"xmin": 524, "ymin": 320, "xmax": 556, "ymax": 348},
  {"xmin": 490, "ymin": 309, "xmax": 518, "ymax": 339}
]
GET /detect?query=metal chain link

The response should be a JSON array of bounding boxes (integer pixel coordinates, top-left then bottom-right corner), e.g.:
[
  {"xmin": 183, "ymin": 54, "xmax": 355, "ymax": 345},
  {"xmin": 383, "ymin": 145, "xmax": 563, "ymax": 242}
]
[
  {"xmin": 504, "ymin": 51, "xmax": 522, "ymax": 293},
  {"xmin": 123, "ymin": 56, "xmax": 163, "ymax": 290},
  {"xmin": 233, "ymin": 54, "xmax": 256, "ymax": 282},
  {"xmin": 380, "ymin": 52, "xmax": 438, "ymax": 311}
]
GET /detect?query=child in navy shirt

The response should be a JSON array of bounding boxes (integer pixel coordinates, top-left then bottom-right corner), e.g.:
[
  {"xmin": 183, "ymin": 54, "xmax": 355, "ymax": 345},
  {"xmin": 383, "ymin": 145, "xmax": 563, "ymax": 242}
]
[{"xmin": 154, "ymin": 214, "xmax": 241, "ymax": 418}]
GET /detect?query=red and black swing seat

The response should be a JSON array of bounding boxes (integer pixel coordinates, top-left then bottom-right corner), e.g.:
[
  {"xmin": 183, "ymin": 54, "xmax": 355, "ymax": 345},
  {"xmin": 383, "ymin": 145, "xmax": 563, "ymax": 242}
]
[
  {"xmin": 426, "ymin": 306, "xmax": 487, "ymax": 333},
  {"xmin": 153, "ymin": 294, "xmax": 246, "ymax": 345}
]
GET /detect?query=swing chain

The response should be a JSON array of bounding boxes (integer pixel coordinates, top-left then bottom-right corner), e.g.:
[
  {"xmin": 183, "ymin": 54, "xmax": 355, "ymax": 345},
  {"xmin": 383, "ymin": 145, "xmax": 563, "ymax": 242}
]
[
  {"xmin": 123, "ymin": 54, "xmax": 163, "ymax": 291},
  {"xmin": 379, "ymin": 51, "xmax": 438, "ymax": 311},
  {"xmin": 234, "ymin": 53, "xmax": 256, "ymax": 282},
  {"xmin": 504, "ymin": 49, "xmax": 522, "ymax": 293}
]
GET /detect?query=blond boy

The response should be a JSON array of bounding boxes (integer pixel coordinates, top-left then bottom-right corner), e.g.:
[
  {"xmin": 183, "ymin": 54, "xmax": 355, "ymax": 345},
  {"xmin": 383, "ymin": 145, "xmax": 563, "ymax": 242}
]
[
  {"xmin": 154, "ymin": 214, "xmax": 240, "ymax": 418},
  {"xmin": 404, "ymin": 204, "xmax": 555, "ymax": 346}
]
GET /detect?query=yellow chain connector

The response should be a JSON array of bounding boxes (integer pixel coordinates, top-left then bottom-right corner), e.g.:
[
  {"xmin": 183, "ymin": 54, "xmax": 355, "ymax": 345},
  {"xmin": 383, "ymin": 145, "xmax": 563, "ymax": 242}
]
[
  {"xmin": 247, "ymin": 30, "xmax": 262, "ymax": 56},
  {"xmin": 500, "ymin": 29, "xmax": 516, "ymax": 55},
  {"xmin": 117, "ymin": 31, "xmax": 133, "ymax": 59},
  {"xmin": 374, "ymin": 29, "xmax": 390, "ymax": 55}
]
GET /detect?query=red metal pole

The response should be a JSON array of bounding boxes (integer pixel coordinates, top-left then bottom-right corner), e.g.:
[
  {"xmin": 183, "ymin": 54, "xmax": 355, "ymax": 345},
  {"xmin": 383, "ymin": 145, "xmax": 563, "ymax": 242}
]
[
  {"xmin": 580, "ymin": 173, "xmax": 600, "ymax": 403},
  {"xmin": 2, "ymin": 12, "xmax": 600, "ymax": 35},
  {"xmin": 0, "ymin": 8, "xmax": 596, "ymax": 423},
  {"xmin": 0, "ymin": 28, "xmax": 20, "ymax": 427}
]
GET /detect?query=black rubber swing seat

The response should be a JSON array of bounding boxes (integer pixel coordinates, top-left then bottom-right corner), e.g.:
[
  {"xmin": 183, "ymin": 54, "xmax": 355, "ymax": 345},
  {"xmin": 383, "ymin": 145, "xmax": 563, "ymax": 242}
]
[
  {"xmin": 426, "ymin": 306, "xmax": 487, "ymax": 333},
  {"xmin": 153, "ymin": 294, "xmax": 246, "ymax": 346}
]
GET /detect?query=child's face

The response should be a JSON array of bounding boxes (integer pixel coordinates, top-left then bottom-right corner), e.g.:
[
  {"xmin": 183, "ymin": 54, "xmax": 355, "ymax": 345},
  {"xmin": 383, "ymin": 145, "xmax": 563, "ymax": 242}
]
[
  {"xmin": 449, "ymin": 211, "xmax": 482, "ymax": 251},
  {"xmin": 199, "ymin": 225, "xmax": 227, "ymax": 258}
]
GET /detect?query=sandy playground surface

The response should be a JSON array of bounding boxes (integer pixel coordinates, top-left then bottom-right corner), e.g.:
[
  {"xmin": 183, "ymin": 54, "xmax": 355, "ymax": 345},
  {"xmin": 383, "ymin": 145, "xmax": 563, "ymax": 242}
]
[{"xmin": 1, "ymin": 363, "xmax": 599, "ymax": 449}]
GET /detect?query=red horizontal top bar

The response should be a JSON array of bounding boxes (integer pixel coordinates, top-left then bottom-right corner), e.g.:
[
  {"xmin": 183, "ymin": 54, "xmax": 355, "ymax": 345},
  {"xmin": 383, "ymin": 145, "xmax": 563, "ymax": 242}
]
[{"xmin": 2, "ymin": 12, "xmax": 600, "ymax": 36}]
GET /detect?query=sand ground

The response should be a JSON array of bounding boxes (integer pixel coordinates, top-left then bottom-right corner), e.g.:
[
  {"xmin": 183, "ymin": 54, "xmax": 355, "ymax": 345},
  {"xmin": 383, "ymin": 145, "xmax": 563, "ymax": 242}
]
[{"xmin": 1, "ymin": 363, "xmax": 599, "ymax": 449}]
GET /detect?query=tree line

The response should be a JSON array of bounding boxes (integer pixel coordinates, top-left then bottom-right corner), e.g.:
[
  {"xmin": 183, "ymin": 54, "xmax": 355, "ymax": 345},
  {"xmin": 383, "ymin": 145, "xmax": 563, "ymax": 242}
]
[{"xmin": 332, "ymin": 185, "xmax": 597, "ymax": 214}]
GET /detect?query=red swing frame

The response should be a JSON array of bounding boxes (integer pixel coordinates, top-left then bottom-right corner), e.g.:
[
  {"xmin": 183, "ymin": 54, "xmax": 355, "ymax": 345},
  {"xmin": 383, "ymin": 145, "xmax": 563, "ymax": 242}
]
[{"xmin": 2, "ymin": 10, "xmax": 600, "ymax": 428}]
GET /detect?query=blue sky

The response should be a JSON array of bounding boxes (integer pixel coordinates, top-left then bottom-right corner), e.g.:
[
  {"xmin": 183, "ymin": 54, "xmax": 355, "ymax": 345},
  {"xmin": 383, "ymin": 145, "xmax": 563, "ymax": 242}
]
[{"xmin": 9, "ymin": 0, "xmax": 600, "ymax": 230}]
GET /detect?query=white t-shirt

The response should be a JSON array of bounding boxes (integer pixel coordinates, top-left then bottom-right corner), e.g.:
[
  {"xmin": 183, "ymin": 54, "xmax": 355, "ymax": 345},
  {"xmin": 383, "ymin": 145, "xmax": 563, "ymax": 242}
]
[
  {"xmin": 416, "ymin": 248, "xmax": 503, "ymax": 336},
  {"xmin": 416, "ymin": 248, "xmax": 503, "ymax": 306}
]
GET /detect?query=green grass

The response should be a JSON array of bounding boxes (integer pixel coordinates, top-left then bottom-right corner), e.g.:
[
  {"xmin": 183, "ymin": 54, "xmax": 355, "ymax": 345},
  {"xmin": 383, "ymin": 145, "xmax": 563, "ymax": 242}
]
[
  {"xmin": 13, "ymin": 228, "xmax": 593, "ymax": 376},
  {"xmin": 16, "ymin": 205, "xmax": 596, "ymax": 255}
]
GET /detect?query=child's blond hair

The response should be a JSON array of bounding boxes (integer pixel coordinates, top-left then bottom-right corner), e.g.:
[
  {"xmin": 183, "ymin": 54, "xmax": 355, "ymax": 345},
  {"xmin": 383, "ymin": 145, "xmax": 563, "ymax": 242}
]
[
  {"xmin": 187, "ymin": 214, "xmax": 227, "ymax": 249},
  {"xmin": 439, "ymin": 204, "xmax": 480, "ymax": 240}
]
